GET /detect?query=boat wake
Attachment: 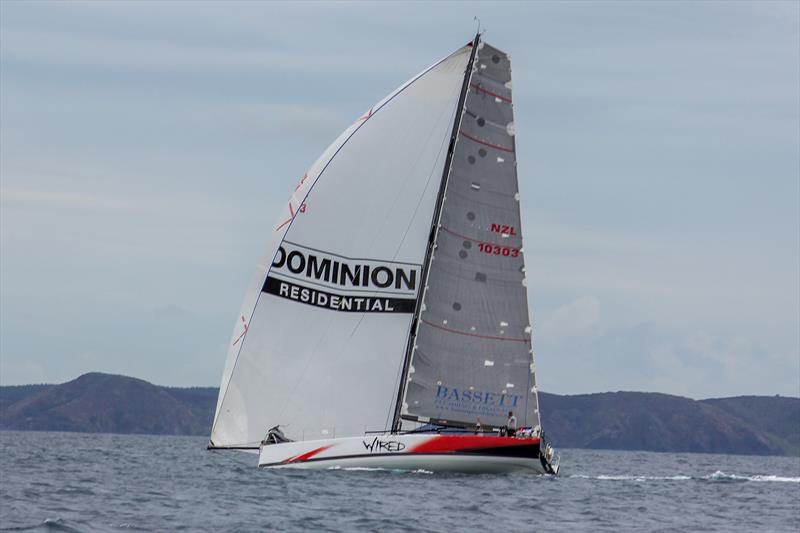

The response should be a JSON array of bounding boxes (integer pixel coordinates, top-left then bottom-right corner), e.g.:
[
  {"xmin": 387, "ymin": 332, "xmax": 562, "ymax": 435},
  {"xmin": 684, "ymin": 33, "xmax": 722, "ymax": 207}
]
[
  {"xmin": 0, "ymin": 517, "xmax": 100, "ymax": 532},
  {"xmin": 570, "ymin": 474, "xmax": 691, "ymax": 481},
  {"xmin": 569, "ymin": 471, "xmax": 800, "ymax": 483},
  {"xmin": 702, "ymin": 470, "xmax": 800, "ymax": 483}
]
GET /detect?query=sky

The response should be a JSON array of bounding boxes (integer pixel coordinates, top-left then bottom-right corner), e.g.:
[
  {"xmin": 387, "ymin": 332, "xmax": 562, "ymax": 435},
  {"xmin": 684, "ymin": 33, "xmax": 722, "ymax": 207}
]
[{"xmin": 1, "ymin": 1, "xmax": 798, "ymax": 399}]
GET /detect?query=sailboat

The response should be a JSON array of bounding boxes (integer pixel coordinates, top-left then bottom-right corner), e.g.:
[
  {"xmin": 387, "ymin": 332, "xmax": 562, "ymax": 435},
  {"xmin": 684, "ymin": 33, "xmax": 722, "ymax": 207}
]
[{"xmin": 209, "ymin": 33, "xmax": 560, "ymax": 474}]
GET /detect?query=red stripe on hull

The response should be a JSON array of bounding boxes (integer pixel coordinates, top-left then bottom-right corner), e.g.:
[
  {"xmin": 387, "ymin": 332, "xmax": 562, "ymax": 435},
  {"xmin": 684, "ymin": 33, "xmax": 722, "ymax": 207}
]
[
  {"xmin": 282, "ymin": 444, "xmax": 334, "ymax": 464},
  {"xmin": 409, "ymin": 435, "xmax": 539, "ymax": 454}
]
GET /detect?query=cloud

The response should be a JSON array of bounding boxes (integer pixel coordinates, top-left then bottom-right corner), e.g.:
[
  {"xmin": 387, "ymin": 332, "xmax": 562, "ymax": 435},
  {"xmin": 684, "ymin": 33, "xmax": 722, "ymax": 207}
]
[
  {"xmin": 537, "ymin": 318, "xmax": 799, "ymax": 399},
  {"xmin": 0, "ymin": 1, "xmax": 796, "ymax": 396},
  {"xmin": 1, "ymin": 26, "xmax": 411, "ymax": 76},
  {"xmin": 538, "ymin": 295, "xmax": 600, "ymax": 340},
  {"xmin": 1, "ymin": 186, "xmax": 135, "ymax": 212}
]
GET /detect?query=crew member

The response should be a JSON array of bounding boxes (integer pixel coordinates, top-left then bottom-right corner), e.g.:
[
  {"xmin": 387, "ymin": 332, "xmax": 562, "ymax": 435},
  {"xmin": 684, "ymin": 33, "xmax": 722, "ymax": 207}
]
[{"xmin": 506, "ymin": 411, "xmax": 517, "ymax": 437}]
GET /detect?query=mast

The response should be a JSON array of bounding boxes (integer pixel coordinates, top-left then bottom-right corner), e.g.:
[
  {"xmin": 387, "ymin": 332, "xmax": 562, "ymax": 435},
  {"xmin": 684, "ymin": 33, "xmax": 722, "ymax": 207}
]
[{"xmin": 391, "ymin": 33, "xmax": 481, "ymax": 432}]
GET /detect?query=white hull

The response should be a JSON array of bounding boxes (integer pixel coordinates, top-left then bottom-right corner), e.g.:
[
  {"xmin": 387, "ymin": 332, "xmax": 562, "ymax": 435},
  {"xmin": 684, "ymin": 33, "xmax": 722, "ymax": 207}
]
[{"xmin": 258, "ymin": 433, "xmax": 553, "ymax": 474}]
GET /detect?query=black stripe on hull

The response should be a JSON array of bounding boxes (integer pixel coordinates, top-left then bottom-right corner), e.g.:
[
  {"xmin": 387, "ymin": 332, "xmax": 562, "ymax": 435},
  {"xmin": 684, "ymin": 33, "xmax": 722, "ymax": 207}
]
[{"xmin": 458, "ymin": 444, "xmax": 541, "ymax": 459}]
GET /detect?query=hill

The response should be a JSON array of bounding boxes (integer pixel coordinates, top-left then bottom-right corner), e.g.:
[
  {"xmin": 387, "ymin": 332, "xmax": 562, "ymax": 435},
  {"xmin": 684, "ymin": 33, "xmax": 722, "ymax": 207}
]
[
  {"xmin": 701, "ymin": 396, "xmax": 800, "ymax": 456},
  {"xmin": 0, "ymin": 373, "xmax": 215, "ymax": 436},
  {"xmin": 1, "ymin": 373, "xmax": 798, "ymax": 455},
  {"xmin": 0, "ymin": 384, "xmax": 50, "ymax": 413},
  {"xmin": 538, "ymin": 391, "xmax": 796, "ymax": 455}
]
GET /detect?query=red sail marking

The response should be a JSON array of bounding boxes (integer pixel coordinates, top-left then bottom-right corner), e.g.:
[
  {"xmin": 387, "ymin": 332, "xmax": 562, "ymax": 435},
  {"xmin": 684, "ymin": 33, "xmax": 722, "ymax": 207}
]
[
  {"xmin": 275, "ymin": 200, "xmax": 302, "ymax": 232},
  {"xmin": 421, "ymin": 319, "xmax": 529, "ymax": 343},
  {"xmin": 459, "ymin": 130, "xmax": 514, "ymax": 153},
  {"xmin": 470, "ymin": 83, "xmax": 511, "ymax": 103},
  {"xmin": 276, "ymin": 174, "xmax": 311, "ymax": 232},
  {"xmin": 358, "ymin": 106, "xmax": 375, "ymax": 122},
  {"xmin": 232, "ymin": 315, "xmax": 249, "ymax": 346},
  {"xmin": 294, "ymin": 173, "xmax": 308, "ymax": 192},
  {"xmin": 274, "ymin": 202, "xmax": 294, "ymax": 232},
  {"xmin": 282, "ymin": 444, "xmax": 334, "ymax": 464},
  {"xmin": 409, "ymin": 435, "xmax": 539, "ymax": 454}
]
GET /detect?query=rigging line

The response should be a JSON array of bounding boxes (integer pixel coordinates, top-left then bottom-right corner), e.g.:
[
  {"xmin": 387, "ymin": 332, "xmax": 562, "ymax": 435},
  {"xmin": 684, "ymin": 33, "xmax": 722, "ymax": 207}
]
[{"xmin": 210, "ymin": 45, "xmax": 472, "ymax": 441}]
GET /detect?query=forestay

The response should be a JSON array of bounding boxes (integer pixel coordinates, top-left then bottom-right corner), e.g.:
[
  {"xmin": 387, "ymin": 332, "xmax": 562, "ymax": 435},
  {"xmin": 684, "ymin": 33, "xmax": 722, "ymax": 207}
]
[
  {"xmin": 400, "ymin": 42, "xmax": 541, "ymax": 430},
  {"xmin": 210, "ymin": 44, "xmax": 473, "ymax": 447}
]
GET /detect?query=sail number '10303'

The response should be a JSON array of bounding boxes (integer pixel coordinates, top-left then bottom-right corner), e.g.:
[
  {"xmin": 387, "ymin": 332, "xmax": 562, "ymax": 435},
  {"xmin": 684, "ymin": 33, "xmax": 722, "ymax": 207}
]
[{"xmin": 478, "ymin": 242, "xmax": 520, "ymax": 257}]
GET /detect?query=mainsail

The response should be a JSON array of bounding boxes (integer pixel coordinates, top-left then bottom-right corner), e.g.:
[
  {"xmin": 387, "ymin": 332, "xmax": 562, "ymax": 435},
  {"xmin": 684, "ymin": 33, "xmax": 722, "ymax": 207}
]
[
  {"xmin": 399, "ymin": 42, "xmax": 540, "ymax": 430},
  {"xmin": 210, "ymin": 44, "xmax": 474, "ymax": 448}
]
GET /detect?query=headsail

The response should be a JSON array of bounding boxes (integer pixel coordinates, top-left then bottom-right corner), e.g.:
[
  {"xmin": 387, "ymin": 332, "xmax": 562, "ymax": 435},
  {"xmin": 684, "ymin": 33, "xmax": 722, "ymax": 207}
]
[
  {"xmin": 210, "ymin": 43, "xmax": 474, "ymax": 448},
  {"xmin": 399, "ymin": 42, "xmax": 541, "ymax": 430}
]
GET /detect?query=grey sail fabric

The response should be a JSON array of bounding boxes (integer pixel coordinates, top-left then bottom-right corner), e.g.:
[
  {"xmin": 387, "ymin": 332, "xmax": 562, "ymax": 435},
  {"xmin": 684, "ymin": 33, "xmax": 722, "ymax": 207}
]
[{"xmin": 401, "ymin": 42, "xmax": 540, "ymax": 430}]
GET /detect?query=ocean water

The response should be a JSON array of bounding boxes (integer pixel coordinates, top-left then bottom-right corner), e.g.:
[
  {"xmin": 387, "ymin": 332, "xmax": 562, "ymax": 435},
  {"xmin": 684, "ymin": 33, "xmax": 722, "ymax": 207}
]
[{"xmin": 1, "ymin": 431, "xmax": 798, "ymax": 532}]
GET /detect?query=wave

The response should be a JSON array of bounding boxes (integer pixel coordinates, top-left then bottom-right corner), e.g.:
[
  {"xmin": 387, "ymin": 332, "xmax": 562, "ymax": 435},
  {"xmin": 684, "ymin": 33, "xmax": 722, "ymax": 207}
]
[
  {"xmin": 570, "ymin": 474, "xmax": 691, "ymax": 481},
  {"xmin": 599, "ymin": 474, "xmax": 692, "ymax": 481},
  {"xmin": 0, "ymin": 518, "xmax": 84, "ymax": 532},
  {"xmin": 569, "ymin": 471, "xmax": 800, "ymax": 483},
  {"xmin": 327, "ymin": 465, "xmax": 381, "ymax": 472},
  {"xmin": 0, "ymin": 518, "xmax": 147, "ymax": 532},
  {"xmin": 703, "ymin": 470, "xmax": 800, "ymax": 483}
]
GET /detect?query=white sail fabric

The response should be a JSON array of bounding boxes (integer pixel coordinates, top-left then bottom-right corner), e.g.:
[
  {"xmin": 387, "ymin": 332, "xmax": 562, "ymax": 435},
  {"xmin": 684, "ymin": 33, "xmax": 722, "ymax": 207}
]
[
  {"xmin": 210, "ymin": 44, "xmax": 473, "ymax": 447},
  {"xmin": 401, "ymin": 42, "xmax": 540, "ymax": 430}
]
